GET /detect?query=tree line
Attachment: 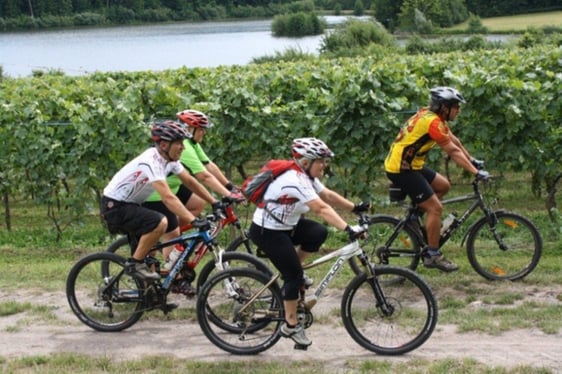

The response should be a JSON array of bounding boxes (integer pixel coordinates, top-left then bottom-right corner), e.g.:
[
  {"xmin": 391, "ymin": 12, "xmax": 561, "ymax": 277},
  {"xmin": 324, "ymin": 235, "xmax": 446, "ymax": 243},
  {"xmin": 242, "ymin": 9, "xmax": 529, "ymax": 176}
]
[{"xmin": 1, "ymin": 0, "xmax": 561, "ymax": 31}]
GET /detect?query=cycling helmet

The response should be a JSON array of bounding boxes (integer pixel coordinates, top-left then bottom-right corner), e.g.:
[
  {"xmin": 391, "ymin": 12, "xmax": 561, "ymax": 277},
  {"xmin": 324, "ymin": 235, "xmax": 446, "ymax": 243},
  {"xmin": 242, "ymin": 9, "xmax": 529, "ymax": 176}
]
[
  {"xmin": 291, "ymin": 137, "xmax": 334, "ymax": 160},
  {"xmin": 151, "ymin": 120, "xmax": 191, "ymax": 142},
  {"xmin": 430, "ymin": 86, "xmax": 466, "ymax": 105},
  {"xmin": 176, "ymin": 109, "xmax": 214, "ymax": 129}
]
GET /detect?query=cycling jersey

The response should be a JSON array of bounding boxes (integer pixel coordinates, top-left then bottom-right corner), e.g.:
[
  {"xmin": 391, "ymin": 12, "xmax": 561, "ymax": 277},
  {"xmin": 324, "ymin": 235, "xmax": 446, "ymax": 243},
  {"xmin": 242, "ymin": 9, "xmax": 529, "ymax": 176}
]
[
  {"xmin": 384, "ymin": 108, "xmax": 452, "ymax": 173},
  {"xmin": 103, "ymin": 147, "xmax": 184, "ymax": 204},
  {"xmin": 145, "ymin": 139, "xmax": 210, "ymax": 202},
  {"xmin": 252, "ymin": 169, "xmax": 325, "ymax": 230}
]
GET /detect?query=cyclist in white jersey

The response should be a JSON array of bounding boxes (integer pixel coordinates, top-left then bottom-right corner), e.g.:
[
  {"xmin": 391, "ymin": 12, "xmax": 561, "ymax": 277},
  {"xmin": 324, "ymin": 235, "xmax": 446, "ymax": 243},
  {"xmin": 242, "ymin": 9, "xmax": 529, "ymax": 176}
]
[
  {"xmin": 101, "ymin": 120, "xmax": 222, "ymax": 281},
  {"xmin": 248, "ymin": 138, "xmax": 370, "ymax": 347}
]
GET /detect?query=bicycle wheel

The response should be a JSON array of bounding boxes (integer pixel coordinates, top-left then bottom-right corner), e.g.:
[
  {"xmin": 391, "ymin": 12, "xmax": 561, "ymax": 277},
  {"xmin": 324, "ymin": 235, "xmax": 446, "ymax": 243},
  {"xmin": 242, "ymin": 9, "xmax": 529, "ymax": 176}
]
[
  {"xmin": 466, "ymin": 211, "xmax": 542, "ymax": 280},
  {"xmin": 341, "ymin": 265, "xmax": 437, "ymax": 355},
  {"xmin": 225, "ymin": 234, "xmax": 256, "ymax": 255},
  {"xmin": 196, "ymin": 267, "xmax": 284, "ymax": 355},
  {"xmin": 106, "ymin": 235, "xmax": 130, "ymax": 255},
  {"xmin": 349, "ymin": 215, "xmax": 421, "ymax": 275},
  {"xmin": 196, "ymin": 251, "xmax": 273, "ymax": 292},
  {"xmin": 66, "ymin": 252, "xmax": 145, "ymax": 332}
]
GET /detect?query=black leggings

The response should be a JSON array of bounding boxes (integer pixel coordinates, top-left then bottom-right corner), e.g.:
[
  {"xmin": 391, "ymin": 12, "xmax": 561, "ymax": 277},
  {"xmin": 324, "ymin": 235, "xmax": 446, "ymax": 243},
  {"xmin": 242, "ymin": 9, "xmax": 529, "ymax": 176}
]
[{"xmin": 249, "ymin": 218, "xmax": 328, "ymax": 300}]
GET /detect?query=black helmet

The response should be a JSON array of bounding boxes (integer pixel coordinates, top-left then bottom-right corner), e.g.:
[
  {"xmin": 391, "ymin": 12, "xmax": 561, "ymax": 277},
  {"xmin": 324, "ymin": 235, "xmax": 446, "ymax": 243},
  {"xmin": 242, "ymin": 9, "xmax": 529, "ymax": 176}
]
[
  {"xmin": 430, "ymin": 86, "xmax": 466, "ymax": 105},
  {"xmin": 151, "ymin": 120, "xmax": 191, "ymax": 142}
]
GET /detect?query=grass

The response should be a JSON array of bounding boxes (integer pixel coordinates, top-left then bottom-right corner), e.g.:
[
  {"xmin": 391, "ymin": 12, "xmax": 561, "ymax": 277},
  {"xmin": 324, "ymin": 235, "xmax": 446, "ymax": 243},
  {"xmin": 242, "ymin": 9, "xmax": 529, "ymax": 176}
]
[{"xmin": 449, "ymin": 10, "xmax": 562, "ymax": 32}]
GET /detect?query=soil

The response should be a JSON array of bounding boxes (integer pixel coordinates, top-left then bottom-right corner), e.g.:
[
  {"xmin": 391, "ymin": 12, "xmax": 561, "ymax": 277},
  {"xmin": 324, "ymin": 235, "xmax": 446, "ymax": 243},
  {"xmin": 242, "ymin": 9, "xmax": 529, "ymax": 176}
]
[{"xmin": 1, "ymin": 285, "xmax": 561, "ymax": 372}]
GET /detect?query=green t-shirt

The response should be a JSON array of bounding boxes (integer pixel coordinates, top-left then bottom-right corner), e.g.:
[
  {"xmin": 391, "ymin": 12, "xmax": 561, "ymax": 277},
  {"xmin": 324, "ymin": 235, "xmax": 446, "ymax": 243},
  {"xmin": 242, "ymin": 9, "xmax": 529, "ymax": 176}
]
[{"xmin": 145, "ymin": 139, "xmax": 210, "ymax": 202}]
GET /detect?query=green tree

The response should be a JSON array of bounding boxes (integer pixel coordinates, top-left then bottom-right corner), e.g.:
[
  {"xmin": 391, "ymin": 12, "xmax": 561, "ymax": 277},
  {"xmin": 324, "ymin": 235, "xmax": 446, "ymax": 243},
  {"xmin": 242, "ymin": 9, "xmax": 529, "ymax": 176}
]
[{"xmin": 353, "ymin": 0, "xmax": 364, "ymax": 16}]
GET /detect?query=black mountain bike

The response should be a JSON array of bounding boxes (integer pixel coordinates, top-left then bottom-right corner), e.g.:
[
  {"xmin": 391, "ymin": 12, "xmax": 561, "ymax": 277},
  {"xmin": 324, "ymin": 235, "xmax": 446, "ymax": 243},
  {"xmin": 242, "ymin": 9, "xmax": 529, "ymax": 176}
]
[
  {"xmin": 351, "ymin": 177, "xmax": 542, "ymax": 281},
  {"xmin": 66, "ymin": 217, "xmax": 272, "ymax": 332}
]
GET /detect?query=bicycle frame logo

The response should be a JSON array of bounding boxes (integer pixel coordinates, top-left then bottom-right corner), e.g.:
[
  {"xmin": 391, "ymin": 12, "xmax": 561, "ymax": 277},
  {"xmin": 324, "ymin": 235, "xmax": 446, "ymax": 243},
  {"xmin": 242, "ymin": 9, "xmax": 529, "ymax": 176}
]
[{"xmin": 307, "ymin": 241, "xmax": 360, "ymax": 301}]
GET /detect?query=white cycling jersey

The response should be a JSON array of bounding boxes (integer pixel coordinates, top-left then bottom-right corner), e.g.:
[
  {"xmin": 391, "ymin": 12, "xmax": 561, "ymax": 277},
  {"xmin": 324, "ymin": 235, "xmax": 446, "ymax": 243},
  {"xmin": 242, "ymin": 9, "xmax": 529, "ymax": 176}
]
[
  {"xmin": 103, "ymin": 147, "xmax": 184, "ymax": 204},
  {"xmin": 252, "ymin": 169, "xmax": 325, "ymax": 230}
]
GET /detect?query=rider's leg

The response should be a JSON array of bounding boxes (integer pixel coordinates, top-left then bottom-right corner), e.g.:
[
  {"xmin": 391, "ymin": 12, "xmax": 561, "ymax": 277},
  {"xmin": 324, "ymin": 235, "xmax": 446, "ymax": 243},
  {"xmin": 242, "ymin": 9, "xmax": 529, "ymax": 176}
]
[
  {"xmin": 133, "ymin": 217, "xmax": 167, "ymax": 261},
  {"xmin": 417, "ymin": 195, "xmax": 443, "ymax": 249},
  {"xmin": 431, "ymin": 172, "xmax": 451, "ymax": 199},
  {"xmin": 293, "ymin": 219, "xmax": 328, "ymax": 285},
  {"xmin": 185, "ymin": 193, "xmax": 205, "ymax": 218},
  {"xmin": 248, "ymin": 223, "xmax": 311, "ymax": 344}
]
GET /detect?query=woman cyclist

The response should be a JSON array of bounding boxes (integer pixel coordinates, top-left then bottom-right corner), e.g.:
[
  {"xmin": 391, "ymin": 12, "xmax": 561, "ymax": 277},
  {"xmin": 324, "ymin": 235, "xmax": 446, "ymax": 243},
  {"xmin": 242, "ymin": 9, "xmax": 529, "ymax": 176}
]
[{"xmin": 248, "ymin": 137, "xmax": 369, "ymax": 347}]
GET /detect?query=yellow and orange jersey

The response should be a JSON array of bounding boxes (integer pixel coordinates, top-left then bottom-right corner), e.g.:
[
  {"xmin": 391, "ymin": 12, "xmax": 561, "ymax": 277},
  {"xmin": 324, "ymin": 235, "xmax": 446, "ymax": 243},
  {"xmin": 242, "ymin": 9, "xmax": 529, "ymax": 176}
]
[{"xmin": 384, "ymin": 108, "xmax": 452, "ymax": 173}]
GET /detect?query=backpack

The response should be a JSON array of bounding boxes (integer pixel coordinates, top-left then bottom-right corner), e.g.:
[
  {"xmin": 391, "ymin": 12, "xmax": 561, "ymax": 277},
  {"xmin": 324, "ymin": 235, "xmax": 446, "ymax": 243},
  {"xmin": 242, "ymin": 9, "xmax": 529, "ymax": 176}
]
[{"xmin": 241, "ymin": 159, "xmax": 301, "ymax": 207}]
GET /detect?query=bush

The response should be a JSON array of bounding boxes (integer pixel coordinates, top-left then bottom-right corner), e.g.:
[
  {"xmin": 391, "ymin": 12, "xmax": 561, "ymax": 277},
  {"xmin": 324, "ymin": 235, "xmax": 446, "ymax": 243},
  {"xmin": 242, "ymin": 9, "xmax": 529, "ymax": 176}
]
[
  {"xmin": 518, "ymin": 27, "xmax": 546, "ymax": 48},
  {"xmin": 73, "ymin": 12, "xmax": 106, "ymax": 26},
  {"xmin": 466, "ymin": 13, "xmax": 488, "ymax": 34},
  {"xmin": 140, "ymin": 8, "xmax": 172, "ymax": 23},
  {"xmin": 251, "ymin": 47, "xmax": 318, "ymax": 64},
  {"xmin": 320, "ymin": 18, "xmax": 395, "ymax": 56},
  {"xmin": 107, "ymin": 6, "xmax": 136, "ymax": 24},
  {"xmin": 272, "ymin": 12, "xmax": 326, "ymax": 37}
]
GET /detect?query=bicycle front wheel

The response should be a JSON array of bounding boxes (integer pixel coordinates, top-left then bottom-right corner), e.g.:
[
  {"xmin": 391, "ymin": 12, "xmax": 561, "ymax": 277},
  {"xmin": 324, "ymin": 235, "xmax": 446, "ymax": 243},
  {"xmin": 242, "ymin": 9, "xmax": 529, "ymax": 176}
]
[
  {"xmin": 196, "ymin": 267, "xmax": 284, "ymax": 355},
  {"xmin": 466, "ymin": 211, "xmax": 542, "ymax": 280},
  {"xmin": 66, "ymin": 252, "xmax": 145, "ymax": 332},
  {"xmin": 342, "ymin": 265, "xmax": 437, "ymax": 355},
  {"xmin": 349, "ymin": 215, "xmax": 421, "ymax": 275}
]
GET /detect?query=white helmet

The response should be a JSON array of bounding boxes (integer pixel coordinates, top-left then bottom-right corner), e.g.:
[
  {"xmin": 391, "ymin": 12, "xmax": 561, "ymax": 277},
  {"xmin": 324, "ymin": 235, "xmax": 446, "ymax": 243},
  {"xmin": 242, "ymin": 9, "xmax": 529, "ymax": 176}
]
[
  {"xmin": 291, "ymin": 137, "xmax": 334, "ymax": 160},
  {"xmin": 430, "ymin": 86, "xmax": 466, "ymax": 105}
]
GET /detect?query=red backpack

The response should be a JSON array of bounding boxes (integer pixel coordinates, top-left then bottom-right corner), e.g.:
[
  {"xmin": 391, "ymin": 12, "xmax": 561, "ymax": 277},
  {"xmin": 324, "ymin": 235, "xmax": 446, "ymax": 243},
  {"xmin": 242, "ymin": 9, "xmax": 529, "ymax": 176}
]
[{"xmin": 241, "ymin": 159, "xmax": 301, "ymax": 207}]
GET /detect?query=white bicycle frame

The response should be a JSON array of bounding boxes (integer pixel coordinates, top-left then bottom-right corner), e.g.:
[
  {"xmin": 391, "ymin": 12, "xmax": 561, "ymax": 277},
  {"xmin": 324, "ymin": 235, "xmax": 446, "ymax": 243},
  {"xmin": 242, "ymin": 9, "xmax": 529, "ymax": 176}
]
[{"xmin": 302, "ymin": 240, "xmax": 364, "ymax": 309}]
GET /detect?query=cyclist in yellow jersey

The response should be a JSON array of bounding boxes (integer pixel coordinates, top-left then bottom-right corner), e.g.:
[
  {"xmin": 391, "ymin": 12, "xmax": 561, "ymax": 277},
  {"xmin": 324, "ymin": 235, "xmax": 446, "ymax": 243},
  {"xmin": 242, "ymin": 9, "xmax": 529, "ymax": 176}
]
[{"xmin": 384, "ymin": 87, "xmax": 489, "ymax": 272}]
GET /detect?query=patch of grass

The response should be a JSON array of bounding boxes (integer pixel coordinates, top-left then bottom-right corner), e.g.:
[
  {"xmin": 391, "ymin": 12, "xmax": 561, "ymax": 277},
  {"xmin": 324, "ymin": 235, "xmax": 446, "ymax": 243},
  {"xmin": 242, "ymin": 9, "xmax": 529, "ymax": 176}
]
[
  {"xmin": 0, "ymin": 301, "xmax": 32, "ymax": 317},
  {"xmin": 448, "ymin": 11, "xmax": 562, "ymax": 32},
  {"xmin": 0, "ymin": 354, "xmax": 552, "ymax": 374}
]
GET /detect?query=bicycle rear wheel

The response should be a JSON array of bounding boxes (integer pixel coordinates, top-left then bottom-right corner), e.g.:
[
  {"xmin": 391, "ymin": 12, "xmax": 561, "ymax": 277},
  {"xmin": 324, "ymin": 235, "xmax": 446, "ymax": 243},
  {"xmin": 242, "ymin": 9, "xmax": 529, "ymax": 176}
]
[
  {"xmin": 66, "ymin": 252, "xmax": 145, "ymax": 332},
  {"xmin": 349, "ymin": 215, "xmax": 421, "ymax": 275},
  {"xmin": 341, "ymin": 265, "xmax": 437, "ymax": 355},
  {"xmin": 196, "ymin": 267, "xmax": 284, "ymax": 355},
  {"xmin": 466, "ymin": 211, "xmax": 542, "ymax": 280}
]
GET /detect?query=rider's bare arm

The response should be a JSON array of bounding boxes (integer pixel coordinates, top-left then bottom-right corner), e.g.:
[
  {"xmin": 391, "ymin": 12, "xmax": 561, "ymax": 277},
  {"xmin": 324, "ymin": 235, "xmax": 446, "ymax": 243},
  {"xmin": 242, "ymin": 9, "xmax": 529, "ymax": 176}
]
[
  {"xmin": 441, "ymin": 141, "xmax": 478, "ymax": 175},
  {"xmin": 194, "ymin": 167, "xmax": 231, "ymax": 197},
  {"xmin": 318, "ymin": 188, "xmax": 354, "ymax": 212},
  {"xmin": 307, "ymin": 198, "xmax": 348, "ymax": 231},
  {"xmin": 177, "ymin": 170, "xmax": 218, "ymax": 204}
]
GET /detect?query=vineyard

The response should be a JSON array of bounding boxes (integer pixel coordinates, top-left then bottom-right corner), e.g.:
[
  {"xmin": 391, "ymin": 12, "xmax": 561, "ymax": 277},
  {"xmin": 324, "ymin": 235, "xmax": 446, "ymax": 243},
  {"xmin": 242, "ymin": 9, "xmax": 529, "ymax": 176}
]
[{"xmin": 0, "ymin": 44, "xmax": 560, "ymax": 236}]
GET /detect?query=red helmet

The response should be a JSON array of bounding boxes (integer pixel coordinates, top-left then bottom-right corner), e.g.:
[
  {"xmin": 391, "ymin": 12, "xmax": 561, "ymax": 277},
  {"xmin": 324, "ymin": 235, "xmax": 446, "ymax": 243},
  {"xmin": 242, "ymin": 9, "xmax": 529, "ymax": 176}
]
[
  {"xmin": 176, "ymin": 109, "xmax": 214, "ymax": 129},
  {"xmin": 151, "ymin": 120, "xmax": 191, "ymax": 142}
]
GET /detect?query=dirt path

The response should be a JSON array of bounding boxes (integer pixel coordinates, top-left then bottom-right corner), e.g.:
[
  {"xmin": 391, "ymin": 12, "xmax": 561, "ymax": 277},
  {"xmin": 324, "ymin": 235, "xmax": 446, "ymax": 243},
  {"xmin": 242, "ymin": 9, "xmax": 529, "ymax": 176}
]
[{"xmin": 1, "ymin": 289, "xmax": 561, "ymax": 372}]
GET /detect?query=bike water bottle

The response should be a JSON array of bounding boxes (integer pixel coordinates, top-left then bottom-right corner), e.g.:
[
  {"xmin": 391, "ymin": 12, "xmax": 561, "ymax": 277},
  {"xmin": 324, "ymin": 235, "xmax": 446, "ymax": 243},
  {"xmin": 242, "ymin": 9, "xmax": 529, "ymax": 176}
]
[
  {"xmin": 440, "ymin": 213, "xmax": 457, "ymax": 235},
  {"xmin": 164, "ymin": 243, "xmax": 185, "ymax": 271}
]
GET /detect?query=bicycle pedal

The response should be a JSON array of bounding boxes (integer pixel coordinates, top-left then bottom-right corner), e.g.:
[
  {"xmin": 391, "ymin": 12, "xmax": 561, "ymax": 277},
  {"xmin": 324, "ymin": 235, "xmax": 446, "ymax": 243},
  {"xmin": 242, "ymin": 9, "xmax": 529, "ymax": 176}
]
[
  {"xmin": 161, "ymin": 303, "xmax": 178, "ymax": 314},
  {"xmin": 294, "ymin": 343, "xmax": 309, "ymax": 351}
]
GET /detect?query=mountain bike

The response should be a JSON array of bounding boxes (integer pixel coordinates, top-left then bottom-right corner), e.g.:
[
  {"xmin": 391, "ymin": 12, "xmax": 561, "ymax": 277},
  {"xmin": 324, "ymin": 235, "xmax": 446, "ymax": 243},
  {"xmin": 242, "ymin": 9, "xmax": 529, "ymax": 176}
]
[
  {"xmin": 104, "ymin": 199, "xmax": 258, "ymax": 295},
  {"xmin": 66, "ymin": 217, "xmax": 272, "ymax": 332},
  {"xmin": 351, "ymin": 177, "xmax": 542, "ymax": 281},
  {"xmin": 196, "ymin": 213, "xmax": 438, "ymax": 356}
]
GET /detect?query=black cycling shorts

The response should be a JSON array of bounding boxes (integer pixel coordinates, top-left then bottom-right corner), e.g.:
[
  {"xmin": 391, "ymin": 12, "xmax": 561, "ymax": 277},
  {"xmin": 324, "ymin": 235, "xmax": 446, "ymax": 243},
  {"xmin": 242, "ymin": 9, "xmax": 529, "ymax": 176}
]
[
  {"xmin": 386, "ymin": 167, "xmax": 436, "ymax": 204},
  {"xmin": 101, "ymin": 196, "xmax": 164, "ymax": 237},
  {"xmin": 249, "ymin": 218, "xmax": 328, "ymax": 300}
]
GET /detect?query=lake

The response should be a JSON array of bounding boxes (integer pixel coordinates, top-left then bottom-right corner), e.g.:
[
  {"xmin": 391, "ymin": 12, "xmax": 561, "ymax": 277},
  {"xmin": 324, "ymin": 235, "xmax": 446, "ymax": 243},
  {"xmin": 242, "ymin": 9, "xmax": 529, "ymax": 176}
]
[
  {"xmin": 0, "ymin": 17, "xmax": 349, "ymax": 78},
  {"xmin": 0, "ymin": 16, "xmax": 515, "ymax": 78}
]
